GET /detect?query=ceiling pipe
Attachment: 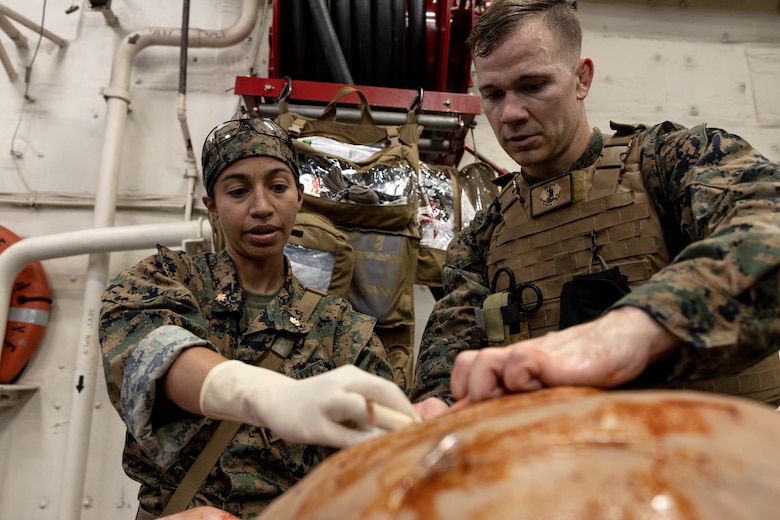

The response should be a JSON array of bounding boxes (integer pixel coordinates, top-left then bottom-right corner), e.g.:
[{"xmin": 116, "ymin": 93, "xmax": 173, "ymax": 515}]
[{"xmin": 55, "ymin": 2, "xmax": 259, "ymax": 518}]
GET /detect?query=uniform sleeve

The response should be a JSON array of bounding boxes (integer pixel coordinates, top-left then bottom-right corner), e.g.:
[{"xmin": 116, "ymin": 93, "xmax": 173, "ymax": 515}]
[
  {"xmin": 408, "ymin": 204, "xmax": 501, "ymax": 403},
  {"xmin": 99, "ymin": 251, "xmax": 219, "ymax": 467},
  {"xmin": 616, "ymin": 121, "xmax": 780, "ymax": 381},
  {"xmin": 329, "ymin": 302, "xmax": 394, "ymax": 382},
  {"xmin": 293, "ymin": 293, "xmax": 395, "ymax": 383},
  {"xmin": 344, "ymin": 315, "xmax": 395, "ymax": 382}
]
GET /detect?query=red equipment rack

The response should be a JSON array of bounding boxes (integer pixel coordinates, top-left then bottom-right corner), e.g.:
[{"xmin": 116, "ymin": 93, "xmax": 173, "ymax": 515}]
[{"xmin": 234, "ymin": 76, "xmax": 482, "ymax": 166}]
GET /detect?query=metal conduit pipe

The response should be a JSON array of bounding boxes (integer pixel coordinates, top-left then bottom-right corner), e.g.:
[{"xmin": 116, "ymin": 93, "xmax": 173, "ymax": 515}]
[
  {"xmin": 58, "ymin": 2, "xmax": 259, "ymax": 518},
  {"xmin": 177, "ymin": 0, "xmax": 199, "ymax": 222},
  {"xmin": 253, "ymin": 103, "xmax": 464, "ymax": 131}
]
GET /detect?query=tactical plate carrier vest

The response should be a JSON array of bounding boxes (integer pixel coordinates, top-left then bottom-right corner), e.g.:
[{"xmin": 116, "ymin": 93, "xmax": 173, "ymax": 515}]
[{"xmin": 485, "ymin": 123, "xmax": 780, "ymax": 406}]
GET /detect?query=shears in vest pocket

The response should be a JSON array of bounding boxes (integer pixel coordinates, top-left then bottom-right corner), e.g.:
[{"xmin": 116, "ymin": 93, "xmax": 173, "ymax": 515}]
[{"xmin": 476, "ymin": 267, "xmax": 543, "ymax": 346}]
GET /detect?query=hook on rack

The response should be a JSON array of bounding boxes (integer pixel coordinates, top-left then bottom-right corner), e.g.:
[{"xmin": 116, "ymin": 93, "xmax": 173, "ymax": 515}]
[
  {"xmin": 408, "ymin": 87, "xmax": 424, "ymax": 113},
  {"xmin": 278, "ymin": 76, "xmax": 293, "ymax": 102}
]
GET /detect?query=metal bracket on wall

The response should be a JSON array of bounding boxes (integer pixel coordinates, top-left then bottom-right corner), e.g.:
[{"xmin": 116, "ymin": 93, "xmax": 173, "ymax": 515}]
[
  {"xmin": 0, "ymin": 383, "xmax": 38, "ymax": 408},
  {"xmin": 88, "ymin": 0, "xmax": 119, "ymax": 27},
  {"xmin": 0, "ymin": 3, "xmax": 68, "ymax": 82}
]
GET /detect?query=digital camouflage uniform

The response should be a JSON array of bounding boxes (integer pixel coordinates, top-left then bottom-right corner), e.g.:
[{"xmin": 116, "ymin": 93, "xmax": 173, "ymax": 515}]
[
  {"xmin": 100, "ymin": 245, "xmax": 393, "ymax": 518},
  {"xmin": 410, "ymin": 121, "xmax": 780, "ymax": 405}
]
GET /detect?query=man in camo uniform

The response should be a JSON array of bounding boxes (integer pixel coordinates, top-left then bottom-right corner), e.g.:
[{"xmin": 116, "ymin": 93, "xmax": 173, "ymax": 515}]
[
  {"xmin": 410, "ymin": 0, "xmax": 780, "ymax": 418},
  {"xmin": 100, "ymin": 117, "xmax": 417, "ymax": 518}
]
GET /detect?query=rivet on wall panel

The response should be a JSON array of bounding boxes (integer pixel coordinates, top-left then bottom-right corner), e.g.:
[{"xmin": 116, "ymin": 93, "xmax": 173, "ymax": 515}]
[{"xmin": 689, "ymin": 106, "xmax": 699, "ymax": 117}]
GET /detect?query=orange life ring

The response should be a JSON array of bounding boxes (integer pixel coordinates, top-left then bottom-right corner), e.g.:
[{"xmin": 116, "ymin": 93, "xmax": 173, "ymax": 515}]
[{"xmin": 0, "ymin": 226, "xmax": 52, "ymax": 384}]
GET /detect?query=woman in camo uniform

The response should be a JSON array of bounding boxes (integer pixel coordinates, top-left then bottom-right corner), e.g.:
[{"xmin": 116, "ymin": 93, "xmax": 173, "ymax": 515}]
[{"xmin": 100, "ymin": 117, "xmax": 417, "ymax": 519}]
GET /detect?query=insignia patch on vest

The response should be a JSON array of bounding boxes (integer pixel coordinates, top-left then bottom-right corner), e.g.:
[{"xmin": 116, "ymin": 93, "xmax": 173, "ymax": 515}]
[{"xmin": 530, "ymin": 173, "xmax": 573, "ymax": 217}]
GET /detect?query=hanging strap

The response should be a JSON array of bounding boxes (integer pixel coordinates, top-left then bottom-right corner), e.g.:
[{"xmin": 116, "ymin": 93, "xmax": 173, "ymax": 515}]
[{"xmin": 158, "ymin": 289, "xmax": 323, "ymax": 518}]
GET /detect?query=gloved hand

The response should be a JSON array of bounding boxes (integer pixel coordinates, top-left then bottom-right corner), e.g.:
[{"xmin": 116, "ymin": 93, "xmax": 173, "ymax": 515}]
[{"xmin": 199, "ymin": 360, "xmax": 420, "ymax": 448}]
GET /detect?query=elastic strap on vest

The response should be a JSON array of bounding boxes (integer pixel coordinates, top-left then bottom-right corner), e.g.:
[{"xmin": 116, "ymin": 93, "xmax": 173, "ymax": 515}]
[
  {"xmin": 479, "ymin": 291, "xmax": 532, "ymax": 346},
  {"xmin": 481, "ymin": 292, "xmax": 511, "ymax": 345},
  {"xmin": 591, "ymin": 132, "xmax": 634, "ymax": 199},
  {"xmin": 496, "ymin": 176, "xmax": 524, "ymax": 222}
]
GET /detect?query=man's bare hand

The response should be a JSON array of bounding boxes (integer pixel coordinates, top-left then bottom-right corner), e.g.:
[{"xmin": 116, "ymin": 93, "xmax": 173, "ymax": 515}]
[{"xmin": 451, "ymin": 307, "xmax": 680, "ymax": 405}]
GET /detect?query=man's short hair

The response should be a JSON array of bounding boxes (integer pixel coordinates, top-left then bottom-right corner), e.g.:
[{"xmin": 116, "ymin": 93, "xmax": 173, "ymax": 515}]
[{"xmin": 467, "ymin": 0, "xmax": 582, "ymax": 59}]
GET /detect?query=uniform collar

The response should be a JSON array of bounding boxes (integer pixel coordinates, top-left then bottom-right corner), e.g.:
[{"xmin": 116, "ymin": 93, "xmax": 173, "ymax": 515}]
[
  {"xmin": 210, "ymin": 249, "xmax": 243, "ymax": 312},
  {"xmin": 570, "ymin": 127, "xmax": 604, "ymax": 171},
  {"xmin": 519, "ymin": 128, "xmax": 605, "ymax": 186},
  {"xmin": 210, "ymin": 252, "xmax": 313, "ymax": 334}
]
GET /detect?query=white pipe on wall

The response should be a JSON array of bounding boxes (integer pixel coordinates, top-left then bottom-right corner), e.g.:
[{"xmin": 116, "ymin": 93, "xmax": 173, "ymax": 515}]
[
  {"xmin": 0, "ymin": 220, "xmax": 212, "ymax": 346},
  {"xmin": 55, "ymin": 2, "xmax": 259, "ymax": 518}
]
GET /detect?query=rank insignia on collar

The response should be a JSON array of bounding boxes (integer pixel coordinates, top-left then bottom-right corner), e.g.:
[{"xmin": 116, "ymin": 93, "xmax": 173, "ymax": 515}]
[
  {"xmin": 530, "ymin": 172, "xmax": 573, "ymax": 217},
  {"xmin": 289, "ymin": 316, "xmax": 301, "ymax": 327}
]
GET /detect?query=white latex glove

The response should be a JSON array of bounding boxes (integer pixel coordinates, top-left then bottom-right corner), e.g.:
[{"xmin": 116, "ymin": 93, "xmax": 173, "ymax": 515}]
[{"xmin": 199, "ymin": 360, "xmax": 420, "ymax": 448}]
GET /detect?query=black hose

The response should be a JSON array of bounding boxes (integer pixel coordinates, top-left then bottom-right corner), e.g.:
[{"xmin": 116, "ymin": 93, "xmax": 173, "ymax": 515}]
[
  {"xmin": 407, "ymin": 0, "xmax": 426, "ymax": 89},
  {"xmin": 390, "ymin": 0, "xmax": 405, "ymax": 89},
  {"xmin": 352, "ymin": 0, "xmax": 373, "ymax": 85},
  {"xmin": 179, "ymin": 0, "xmax": 190, "ymax": 96},
  {"xmin": 287, "ymin": 0, "xmax": 307, "ymax": 81},
  {"xmin": 179, "ymin": 0, "xmax": 194, "ymax": 156},
  {"xmin": 331, "ymin": 0, "xmax": 352, "ymax": 68},
  {"xmin": 307, "ymin": 0, "xmax": 353, "ymax": 84},
  {"xmin": 372, "ymin": 0, "xmax": 392, "ymax": 87}
]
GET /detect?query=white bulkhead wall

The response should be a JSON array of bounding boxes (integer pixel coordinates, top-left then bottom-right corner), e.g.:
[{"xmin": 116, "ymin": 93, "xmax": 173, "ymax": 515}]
[{"xmin": 0, "ymin": 1, "xmax": 777, "ymax": 519}]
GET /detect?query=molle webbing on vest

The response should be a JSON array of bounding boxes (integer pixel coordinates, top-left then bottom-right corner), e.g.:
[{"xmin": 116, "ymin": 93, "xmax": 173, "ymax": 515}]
[
  {"xmin": 487, "ymin": 125, "xmax": 670, "ymax": 336},
  {"xmin": 485, "ymin": 125, "xmax": 780, "ymax": 406},
  {"xmin": 672, "ymin": 351, "xmax": 780, "ymax": 406},
  {"xmin": 492, "ymin": 191, "xmax": 646, "ymax": 255}
]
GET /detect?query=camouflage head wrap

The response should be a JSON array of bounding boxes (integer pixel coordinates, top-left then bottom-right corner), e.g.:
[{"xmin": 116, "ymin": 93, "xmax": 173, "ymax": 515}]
[{"xmin": 201, "ymin": 117, "xmax": 300, "ymax": 194}]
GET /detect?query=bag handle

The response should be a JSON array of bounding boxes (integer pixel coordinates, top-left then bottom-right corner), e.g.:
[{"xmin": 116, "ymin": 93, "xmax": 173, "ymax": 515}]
[{"xmin": 319, "ymin": 86, "xmax": 375, "ymax": 125}]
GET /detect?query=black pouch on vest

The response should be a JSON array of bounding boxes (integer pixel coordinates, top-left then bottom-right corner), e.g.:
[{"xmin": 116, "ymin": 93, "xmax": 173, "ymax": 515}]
[{"xmin": 559, "ymin": 267, "xmax": 631, "ymax": 330}]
